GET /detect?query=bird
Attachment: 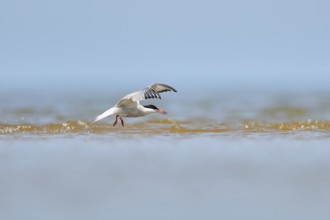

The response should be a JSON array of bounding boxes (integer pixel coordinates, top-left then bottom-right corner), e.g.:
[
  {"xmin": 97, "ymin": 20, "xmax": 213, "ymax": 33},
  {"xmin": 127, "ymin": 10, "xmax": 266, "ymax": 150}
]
[{"xmin": 93, "ymin": 83, "xmax": 177, "ymax": 127}]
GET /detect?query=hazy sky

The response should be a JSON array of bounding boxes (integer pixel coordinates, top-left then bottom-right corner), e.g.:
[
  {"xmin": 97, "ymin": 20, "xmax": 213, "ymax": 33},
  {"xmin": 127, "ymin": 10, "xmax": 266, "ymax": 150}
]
[{"xmin": 1, "ymin": 0, "xmax": 329, "ymax": 93}]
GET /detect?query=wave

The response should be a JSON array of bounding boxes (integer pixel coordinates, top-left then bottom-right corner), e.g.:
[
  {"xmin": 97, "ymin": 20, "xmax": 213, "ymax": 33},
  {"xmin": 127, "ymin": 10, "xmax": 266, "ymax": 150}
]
[{"xmin": 1, "ymin": 119, "xmax": 330, "ymax": 135}]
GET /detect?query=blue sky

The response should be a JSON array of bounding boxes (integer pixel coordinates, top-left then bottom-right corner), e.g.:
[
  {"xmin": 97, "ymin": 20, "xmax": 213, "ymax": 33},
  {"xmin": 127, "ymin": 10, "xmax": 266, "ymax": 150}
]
[{"xmin": 1, "ymin": 0, "xmax": 329, "ymax": 93}]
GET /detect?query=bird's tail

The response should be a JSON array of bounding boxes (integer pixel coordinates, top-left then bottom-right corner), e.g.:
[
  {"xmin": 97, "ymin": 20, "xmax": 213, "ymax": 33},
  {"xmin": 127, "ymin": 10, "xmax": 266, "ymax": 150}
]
[{"xmin": 93, "ymin": 108, "xmax": 115, "ymax": 123}]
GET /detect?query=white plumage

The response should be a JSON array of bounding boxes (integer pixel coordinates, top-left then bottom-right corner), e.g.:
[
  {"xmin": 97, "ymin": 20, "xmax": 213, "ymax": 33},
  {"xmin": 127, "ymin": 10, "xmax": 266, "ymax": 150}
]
[{"xmin": 93, "ymin": 83, "xmax": 177, "ymax": 126}]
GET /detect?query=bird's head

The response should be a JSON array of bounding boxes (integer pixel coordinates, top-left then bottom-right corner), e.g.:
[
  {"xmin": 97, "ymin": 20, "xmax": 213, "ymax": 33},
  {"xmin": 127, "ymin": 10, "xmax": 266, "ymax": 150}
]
[{"xmin": 143, "ymin": 105, "xmax": 167, "ymax": 114}]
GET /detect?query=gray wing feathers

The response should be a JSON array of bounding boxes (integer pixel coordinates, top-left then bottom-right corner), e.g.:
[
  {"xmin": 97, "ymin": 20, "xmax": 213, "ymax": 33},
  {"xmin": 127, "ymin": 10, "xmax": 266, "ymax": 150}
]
[
  {"xmin": 119, "ymin": 91, "xmax": 145, "ymax": 103},
  {"xmin": 144, "ymin": 88, "xmax": 161, "ymax": 99},
  {"xmin": 149, "ymin": 83, "xmax": 177, "ymax": 93},
  {"xmin": 115, "ymin": 97, "xmax": 138, "ymax": 107},
  {"xmin": 117, "ymin": 83, "xmax": 177, "ymax": 103},
  {"xmin": 144, "ymin": 83, "xmax": 177, "ymax": 100}
]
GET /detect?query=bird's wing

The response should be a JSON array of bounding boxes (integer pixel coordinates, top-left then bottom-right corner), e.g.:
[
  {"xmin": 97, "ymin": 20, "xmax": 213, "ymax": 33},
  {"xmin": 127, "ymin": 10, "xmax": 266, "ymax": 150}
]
[
  {"xmin": 118, "ymin": 83, "xmax": 177, "ymax": 103},
  {"xmin": 115, "ymin": 98, "xmax": 138, "ymax": 108}
]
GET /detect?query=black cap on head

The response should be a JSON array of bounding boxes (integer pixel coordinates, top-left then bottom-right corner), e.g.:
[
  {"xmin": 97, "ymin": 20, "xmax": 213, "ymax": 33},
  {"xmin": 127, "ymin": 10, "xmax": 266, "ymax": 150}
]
[{"xmin": 143, "ymin": 105, "xmax": 159, "ymax": 110}]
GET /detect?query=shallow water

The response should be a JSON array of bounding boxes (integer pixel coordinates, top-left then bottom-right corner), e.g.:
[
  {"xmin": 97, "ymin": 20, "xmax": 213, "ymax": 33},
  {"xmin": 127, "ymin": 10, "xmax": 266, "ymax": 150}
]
[{"xmin": 1, "ymin": 91, "xmax": 330, "ymax": 220}]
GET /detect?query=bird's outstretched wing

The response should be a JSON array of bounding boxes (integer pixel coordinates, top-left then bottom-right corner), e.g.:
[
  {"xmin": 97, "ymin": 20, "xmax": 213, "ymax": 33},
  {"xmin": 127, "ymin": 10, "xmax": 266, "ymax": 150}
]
[
  {"xmin": 115, "ymin": 98, "xmax": 138, "ymax": 108},
  {"xmin": 116, "ymin": 83, "xmax": 177, "ymax": 105}
]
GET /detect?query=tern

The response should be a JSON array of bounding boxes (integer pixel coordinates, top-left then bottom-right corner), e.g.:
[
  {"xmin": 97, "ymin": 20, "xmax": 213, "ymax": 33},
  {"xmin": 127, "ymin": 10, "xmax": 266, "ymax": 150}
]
[{"xmin": 93, "ymin": 83, "xmax": 177, "ymax": 126}]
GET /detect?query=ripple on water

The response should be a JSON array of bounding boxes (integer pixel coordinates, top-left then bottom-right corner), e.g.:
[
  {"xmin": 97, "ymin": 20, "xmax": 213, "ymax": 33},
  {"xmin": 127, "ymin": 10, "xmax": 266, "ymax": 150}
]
[{"xmin": 1, "ymin": 119, "xmax": 330, "ymax": 135}]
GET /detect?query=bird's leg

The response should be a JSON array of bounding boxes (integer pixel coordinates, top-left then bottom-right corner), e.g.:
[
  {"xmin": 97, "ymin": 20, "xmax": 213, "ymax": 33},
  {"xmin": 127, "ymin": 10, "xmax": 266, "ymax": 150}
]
[
  {"xmin": 113, "ymin": 115, "xmax": 119, "ymax": 127},
  {"xmin": 120, "ymin": 117, "xmax": 124, "ymax": 127}
]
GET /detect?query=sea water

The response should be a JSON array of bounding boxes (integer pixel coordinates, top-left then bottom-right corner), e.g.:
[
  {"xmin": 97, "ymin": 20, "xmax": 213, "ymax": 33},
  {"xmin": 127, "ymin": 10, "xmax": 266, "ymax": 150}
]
[{"xmin": 1, "ymin": 90, "xmax": 330, "ymax": 220}]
